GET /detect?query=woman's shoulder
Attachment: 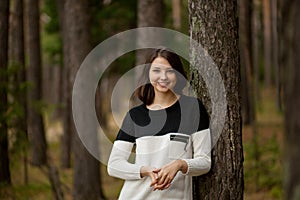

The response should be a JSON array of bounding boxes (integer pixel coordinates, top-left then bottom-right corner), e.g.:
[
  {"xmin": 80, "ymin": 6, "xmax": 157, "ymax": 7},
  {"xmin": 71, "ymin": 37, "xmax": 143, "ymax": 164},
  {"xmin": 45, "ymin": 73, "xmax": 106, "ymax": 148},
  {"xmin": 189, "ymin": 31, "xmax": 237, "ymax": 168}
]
[{"xmin": 126, "ymin": 103, "xmax": 148, "ymax": 119}]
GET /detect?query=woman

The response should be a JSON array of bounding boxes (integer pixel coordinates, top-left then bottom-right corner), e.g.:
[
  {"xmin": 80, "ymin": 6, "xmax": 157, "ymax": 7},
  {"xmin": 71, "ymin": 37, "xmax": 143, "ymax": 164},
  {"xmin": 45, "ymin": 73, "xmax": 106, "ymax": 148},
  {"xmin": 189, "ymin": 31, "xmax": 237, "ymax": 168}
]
[{"xmin": 107, "ymin": 47, "xmax": 211, "ymax": 200}]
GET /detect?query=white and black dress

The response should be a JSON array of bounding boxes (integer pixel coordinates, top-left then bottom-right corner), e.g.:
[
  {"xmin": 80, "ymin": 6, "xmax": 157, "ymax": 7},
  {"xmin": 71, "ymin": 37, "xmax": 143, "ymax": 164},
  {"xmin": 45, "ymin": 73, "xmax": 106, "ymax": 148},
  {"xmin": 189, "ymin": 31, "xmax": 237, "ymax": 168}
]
[{"xmin": 107, "ymin": 95, "xmax": 211, "ymax": 200}]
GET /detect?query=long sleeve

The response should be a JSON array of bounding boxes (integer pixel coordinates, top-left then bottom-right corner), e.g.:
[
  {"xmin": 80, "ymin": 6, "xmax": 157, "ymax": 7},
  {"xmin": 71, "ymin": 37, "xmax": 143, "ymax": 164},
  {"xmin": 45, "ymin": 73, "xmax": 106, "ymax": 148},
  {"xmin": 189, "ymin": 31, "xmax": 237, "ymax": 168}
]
[
  {"xmin": 107, "ymin": 140, "xmax": 143, "ymax": 180},
  {"xmin": 182, "ymin": 128, "xmax": 211, "ymax": 176}
]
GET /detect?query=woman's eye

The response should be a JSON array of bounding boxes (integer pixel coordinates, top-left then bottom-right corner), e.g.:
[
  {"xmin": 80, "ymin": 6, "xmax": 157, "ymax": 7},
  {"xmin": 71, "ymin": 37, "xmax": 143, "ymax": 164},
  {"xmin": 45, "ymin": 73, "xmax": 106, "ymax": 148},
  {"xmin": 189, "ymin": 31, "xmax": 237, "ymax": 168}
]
[
  {"xmin": 152, "ymin": 69, "xmax": 160, "ymax": 73},
  {"xmin": 167, "ymin": 70, "xmax": 175, "ymax": 74}
]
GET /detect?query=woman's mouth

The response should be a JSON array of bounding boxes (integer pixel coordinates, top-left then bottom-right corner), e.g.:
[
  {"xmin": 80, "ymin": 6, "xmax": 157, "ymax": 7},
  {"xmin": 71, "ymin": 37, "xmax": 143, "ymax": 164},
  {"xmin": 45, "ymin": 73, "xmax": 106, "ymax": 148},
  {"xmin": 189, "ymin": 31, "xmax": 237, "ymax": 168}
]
[{"xmin": 157, "ymin": 81, "xmax": 169, "ymax": 88}]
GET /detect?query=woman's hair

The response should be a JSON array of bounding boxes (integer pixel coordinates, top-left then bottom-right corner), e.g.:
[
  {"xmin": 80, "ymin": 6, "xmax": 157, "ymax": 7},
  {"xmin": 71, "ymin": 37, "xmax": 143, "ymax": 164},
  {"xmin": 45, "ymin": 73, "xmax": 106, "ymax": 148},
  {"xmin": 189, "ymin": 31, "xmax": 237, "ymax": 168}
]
[{"xmin": 135, "ymin": 47, "xmax": 187, "ymax": 105}]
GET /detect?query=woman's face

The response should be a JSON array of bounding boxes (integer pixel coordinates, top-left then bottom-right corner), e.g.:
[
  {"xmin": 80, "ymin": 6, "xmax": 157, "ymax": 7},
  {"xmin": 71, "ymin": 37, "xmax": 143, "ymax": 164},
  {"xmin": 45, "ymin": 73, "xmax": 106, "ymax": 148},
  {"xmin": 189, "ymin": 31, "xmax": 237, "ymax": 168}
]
[{"xmin": 149, "ymin": 56, "xmax": 177, "ymax": 94}]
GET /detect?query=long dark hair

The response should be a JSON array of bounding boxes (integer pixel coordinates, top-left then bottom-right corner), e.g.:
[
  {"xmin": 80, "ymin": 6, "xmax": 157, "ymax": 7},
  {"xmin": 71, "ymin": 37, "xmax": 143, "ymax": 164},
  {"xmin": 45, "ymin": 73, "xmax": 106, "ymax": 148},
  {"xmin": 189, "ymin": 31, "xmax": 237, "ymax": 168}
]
[{"xmin": 135, "ymin": 47, "xmax": 187, "ymax": 105}]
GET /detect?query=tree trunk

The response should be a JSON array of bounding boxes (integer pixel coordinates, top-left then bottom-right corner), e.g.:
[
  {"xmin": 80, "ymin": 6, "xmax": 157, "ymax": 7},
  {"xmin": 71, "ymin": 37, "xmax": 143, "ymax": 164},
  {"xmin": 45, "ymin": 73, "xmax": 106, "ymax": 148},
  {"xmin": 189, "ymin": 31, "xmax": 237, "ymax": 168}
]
[
  {"xmin": 172, "ymin": 0, "xmax": 181, "ymax": 30},
  {"xmin": 271, "ymin": 0, "xmax": 281, "ymax": 111},
  {"xmin": 239, "ymin": 0, "xmax": 256, "ymax": 125},
  {"xmin": 189, "ymin": 0, "xmax": 244, "ymax": 199},
  {"xmin": 25, "ymin": 0, "xmax": 47, "ymax": 166},
  {"xmin": 10, "ymin": 0, "xmax": 28, "ymax": 184},
  {"xmin": 263, "ymin": 0, "xmax": 272, "ymax": 88},
  {"xmin": 56, "ymin": 0, "xmax": 72, "ymax": 169},
  {"xmin": 282, "ymin": 0, "xmax": 300, "ymax": 199},
  {"xmin": 136, "ymin": 0, "xmax": 163, "ymax": 82},
  {"xmin": 0, "ymin": 0, "xmax": 11, "ymax": 185},
  {"xmin": 252, "ymin": 0, "xmax": 261, "ymax": 105},
  {"xmin": 64, "ymin": 0, "xmax": 105, "ymax": 199}
]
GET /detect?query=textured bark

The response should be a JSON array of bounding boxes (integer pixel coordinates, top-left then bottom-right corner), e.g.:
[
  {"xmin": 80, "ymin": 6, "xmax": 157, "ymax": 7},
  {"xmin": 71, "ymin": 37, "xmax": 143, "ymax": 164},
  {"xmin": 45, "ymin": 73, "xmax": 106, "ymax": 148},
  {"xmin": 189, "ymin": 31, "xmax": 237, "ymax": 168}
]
[
  {"xmin": 239, "ymin": 0, "xmax": 256, "ymax": 125},
  {"xmin": 0, "ymin": 0, "xmax": 11, "ymax": 184},
  {"xmin": 25, "ymin": 0, "xmax": 47, "ymax": 166},
  {"xmin": 282, "ymin": 1, "xmax": 300, "ymax": 199},
  {"xmin": 64, "ymin": 0, "xmax": 105, "ymax": 199},
  {"xmin": 189, "ymin": 0, "xmax": 244, "ymax": 199},
  {"xmin": 56, "ymin": 0, "xmax": 72, "ymax": 169}
]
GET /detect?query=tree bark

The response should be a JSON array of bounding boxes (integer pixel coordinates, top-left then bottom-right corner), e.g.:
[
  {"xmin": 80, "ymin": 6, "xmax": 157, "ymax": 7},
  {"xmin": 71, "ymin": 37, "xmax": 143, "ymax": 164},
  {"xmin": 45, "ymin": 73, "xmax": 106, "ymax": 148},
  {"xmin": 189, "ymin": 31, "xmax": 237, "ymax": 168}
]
[
  {"xmin": 64, "ymin": 0, "xmax": 105, "ymax": 199},
  {"xmin": 0, "ymin": 0, "xmax": 11, "ymax": 185},
  {"xmin": 189, "ymin": 0, "xmax": 244, "ymax": 199},
  {"xmin": 56, "ymin": 0, "xmax": 72, "ymax": 169},
  {"xmin": 172, "ymin": 0, "xmax": 181, "ymax": 30},
  {"xmin": 252, "ymin": 0, "xmax": 262, "ymax": 105},
  {"xmin": 271, "ymin": 0, "xmax": 282, "ymax": 111},
  {"xmin": 136, "ymin": 0, "xmax": 163, "ymax": 81},
  {"xmin": 239, "ymin": 0, "xmax": 256, "ymax": 125},
  {"xmin": 10, "ymin": 0, "xmax": 28, "ymax": 184},
  {"xmin": 282, "ymin": 0, "xmax": 300, "ymax": 199},
  {"xmin": 25, "ymin": 0, "xmax": 47, "ymax": 166},
  {"xmin": 263, "ymin": 0, "xmax": 272, "ymax": 88}
]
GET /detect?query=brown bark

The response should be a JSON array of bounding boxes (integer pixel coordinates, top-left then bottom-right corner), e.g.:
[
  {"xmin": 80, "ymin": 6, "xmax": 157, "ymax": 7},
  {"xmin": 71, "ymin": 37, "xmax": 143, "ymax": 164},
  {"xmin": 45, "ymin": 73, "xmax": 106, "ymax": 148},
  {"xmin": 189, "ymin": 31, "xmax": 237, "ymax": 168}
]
[
  {"xmin": 172, "ymin": 0, "xmax": 181, "ymax": 30},
  {"xmin": 271, "ymin": 0, "xmax": 282, "ymax": 111},
  {"xmin": 135, "ymin": 0, "xmax": 164, "ymax": 105},
  {"xmin": 136, "ymin": 0, "xmax": 163, "ymax": 78},
  {"xmin": 189, "ymin": 0, "xmax": 244, "ymax": 199},
  {"xmin": 0, "ymin": 0, "xmax": 11, "ymax": 184},
  {"xmin": 56, "ymin": 0, "xmax": 72, "ymax": 169},
  {"xmin": 263, "ymin": 0, "xmax": 272, "ymax": 88},
  {"xmin": 25, "ymin": 0, "xmax": 47, "ymax": 166},
  {"xmin": 10, "ymin": 0, "xmax": 28, "ymax": 184},
  {"xmin": 239, "ymin": 0, "xmax": 256, "ymax": 125},
  {"xmin": 282, "ymin": 0, "xmax": 300, "ymax": 199},
  {"xmin": 252, "ymin": 0, "xmax": 261, "ymax": 104},
  {"xmin": 64, "ymin": 0, "xmax": 105, "ymax": 199}
]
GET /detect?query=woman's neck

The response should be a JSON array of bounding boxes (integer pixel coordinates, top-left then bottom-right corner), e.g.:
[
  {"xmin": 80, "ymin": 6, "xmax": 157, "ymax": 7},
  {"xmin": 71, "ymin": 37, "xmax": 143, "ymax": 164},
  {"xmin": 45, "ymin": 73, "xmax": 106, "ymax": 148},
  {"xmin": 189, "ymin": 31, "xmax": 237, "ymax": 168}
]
[{"xmin": 148, "ymin": 91, "xmax": 179, "ymax": 110}]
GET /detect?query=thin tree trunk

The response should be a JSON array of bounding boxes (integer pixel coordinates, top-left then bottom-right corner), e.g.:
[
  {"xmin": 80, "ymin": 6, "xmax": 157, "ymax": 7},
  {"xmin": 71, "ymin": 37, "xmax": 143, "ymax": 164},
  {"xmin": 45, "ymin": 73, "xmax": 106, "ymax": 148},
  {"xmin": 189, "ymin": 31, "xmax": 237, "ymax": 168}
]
[
  {"xmin": 10, "ymin": 0, "xmax": 28, "ymax": 184},
  {"xmin": 25, "ymin": 0, "xmax": 47, "ymax": 166},
  {"xmin": 56, "ymin": 0, "xmax": 72, "ymax": 169},
  {"xmin": 263, "ymin": 0, "xmax": 272, "ymax": 88},
  {"xmin": 172, "ymin": 0, "xmax": 181, "ymax": 30},
  {"xmin": 136, "ymin": 0, "xmax": 163, "ymax": 83},
  {"xmin": 252, "ymin": 0, "xmax": 261, "ymax": 105},
  {"xmin": 189, "ymin": 0, "xmax": 244, "ymax": 199},
  {"xmin": 0, "ymin": 0, "xmax": 11, "ymax": 185},
  {"xmin": 64, "ymin": 0, "xmax": 105, "ymax": 199},
  {"xmin": 239, "ymin": 0, "xmax": 256, "ymax": 125},
  {"xmin": 271, "ymin": 0, "xmax": 281, "ymax": 111},
  {"xmin": 282, "ymin": 0, "xmax": 300, "ymax": 199}
]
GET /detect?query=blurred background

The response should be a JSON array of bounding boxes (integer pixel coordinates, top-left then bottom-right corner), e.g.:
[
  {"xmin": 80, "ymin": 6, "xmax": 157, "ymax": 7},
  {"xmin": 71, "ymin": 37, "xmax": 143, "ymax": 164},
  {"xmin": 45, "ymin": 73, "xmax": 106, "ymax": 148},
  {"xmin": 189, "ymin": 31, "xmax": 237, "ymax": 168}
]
[{"xmin": 0, "ymin": 0, "xmax": 298, "ymax": 199}]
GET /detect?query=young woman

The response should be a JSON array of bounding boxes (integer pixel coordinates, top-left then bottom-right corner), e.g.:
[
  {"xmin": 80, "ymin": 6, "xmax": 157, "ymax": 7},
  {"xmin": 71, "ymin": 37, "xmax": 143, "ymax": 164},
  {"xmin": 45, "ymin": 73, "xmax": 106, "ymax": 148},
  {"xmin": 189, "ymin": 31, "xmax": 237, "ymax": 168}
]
[{"xmin": 107, "ymin": 48, "xmax": 211, "ymax": 200}]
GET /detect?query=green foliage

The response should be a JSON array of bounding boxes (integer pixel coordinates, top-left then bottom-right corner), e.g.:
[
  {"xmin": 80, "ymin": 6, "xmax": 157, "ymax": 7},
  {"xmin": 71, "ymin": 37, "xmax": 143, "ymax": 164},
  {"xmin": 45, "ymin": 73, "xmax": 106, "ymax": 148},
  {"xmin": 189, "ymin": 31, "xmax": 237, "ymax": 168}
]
[
  {"xmin": 41, "ymin": 0, "xmax": 62, "ymax": 66},
  {"xmin": 91, "ymin": 0, "xmax": 137, "ymax": 45},
  {"xmin": 42, "ymin": 0, "xmax": 60, "ymax": 34},
  {"xmin": 244, "ymin": 131, "xmax": 283, "ymax": 199}
]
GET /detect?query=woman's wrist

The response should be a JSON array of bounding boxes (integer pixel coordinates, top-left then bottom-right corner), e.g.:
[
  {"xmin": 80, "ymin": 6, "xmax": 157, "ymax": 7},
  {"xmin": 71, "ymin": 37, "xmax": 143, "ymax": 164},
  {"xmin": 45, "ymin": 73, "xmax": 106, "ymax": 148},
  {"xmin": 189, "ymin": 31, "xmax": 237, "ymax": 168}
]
[{"xmin": 177, "ymin": 160, "xmax": 188, "ymax": 174}]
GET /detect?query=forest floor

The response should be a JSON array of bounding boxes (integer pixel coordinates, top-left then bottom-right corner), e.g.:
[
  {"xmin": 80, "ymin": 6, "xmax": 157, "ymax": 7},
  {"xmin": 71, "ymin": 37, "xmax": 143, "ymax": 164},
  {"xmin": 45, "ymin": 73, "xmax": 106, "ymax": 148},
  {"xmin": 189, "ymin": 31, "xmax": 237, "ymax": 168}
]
[{"xmin": 0, "ymin": 88, "xmax": 283, "ymax": 200}]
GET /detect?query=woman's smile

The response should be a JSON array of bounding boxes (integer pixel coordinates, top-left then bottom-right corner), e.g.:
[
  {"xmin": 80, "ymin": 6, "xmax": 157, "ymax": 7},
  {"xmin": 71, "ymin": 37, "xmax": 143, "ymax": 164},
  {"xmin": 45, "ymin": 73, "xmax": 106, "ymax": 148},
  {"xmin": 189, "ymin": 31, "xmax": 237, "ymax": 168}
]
[{"xmin": 149, "ymin": 57, "xmax": 177, "ymax": 93}]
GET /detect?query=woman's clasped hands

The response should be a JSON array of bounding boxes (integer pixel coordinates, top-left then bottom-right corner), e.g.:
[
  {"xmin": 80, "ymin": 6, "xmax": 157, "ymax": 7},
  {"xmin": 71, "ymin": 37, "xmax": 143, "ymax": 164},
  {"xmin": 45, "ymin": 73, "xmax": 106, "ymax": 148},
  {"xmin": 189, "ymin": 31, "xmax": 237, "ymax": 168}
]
[{"xmin": 140, "ymin": 160, "xmax": 188, "ymax": 191}]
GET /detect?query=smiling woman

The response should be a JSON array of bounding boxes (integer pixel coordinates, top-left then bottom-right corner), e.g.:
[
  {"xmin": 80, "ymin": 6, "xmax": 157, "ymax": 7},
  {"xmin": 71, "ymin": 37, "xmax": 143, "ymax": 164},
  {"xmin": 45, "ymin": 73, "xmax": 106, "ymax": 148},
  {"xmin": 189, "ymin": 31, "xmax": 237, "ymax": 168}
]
[{"xmin": 107, "ymin": 47, "xmax": 211, "ymax": 200}]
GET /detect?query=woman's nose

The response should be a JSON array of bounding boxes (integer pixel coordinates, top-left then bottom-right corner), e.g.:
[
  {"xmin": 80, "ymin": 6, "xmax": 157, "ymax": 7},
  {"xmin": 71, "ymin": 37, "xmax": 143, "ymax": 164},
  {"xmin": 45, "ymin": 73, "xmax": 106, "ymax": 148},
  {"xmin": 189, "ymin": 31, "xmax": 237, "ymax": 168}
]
[{"xmin": 160, "ymin": 71, "xmax": 167, "ymax": 80}]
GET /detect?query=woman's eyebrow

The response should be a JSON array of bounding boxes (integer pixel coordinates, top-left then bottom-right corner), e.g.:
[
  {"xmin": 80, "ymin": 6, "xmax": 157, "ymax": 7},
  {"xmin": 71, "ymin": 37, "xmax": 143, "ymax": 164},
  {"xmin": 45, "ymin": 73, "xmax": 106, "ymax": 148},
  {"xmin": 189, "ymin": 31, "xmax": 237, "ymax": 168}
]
[{"xmin": 152, "ymin": 66, "xmax": 161, "ymax": 69}]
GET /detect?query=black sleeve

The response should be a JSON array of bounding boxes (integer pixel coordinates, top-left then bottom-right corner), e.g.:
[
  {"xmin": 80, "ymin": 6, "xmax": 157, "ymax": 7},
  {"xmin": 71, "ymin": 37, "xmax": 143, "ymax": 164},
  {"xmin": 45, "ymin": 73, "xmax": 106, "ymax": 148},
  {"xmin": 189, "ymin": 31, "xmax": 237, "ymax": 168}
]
[
  {"xmin": 115, "ymin": 112, "xmax": 136, "ymax": 143},
  {"xmin": 197, "ymin": 99, "xmax": 210, "ymax": 131}
]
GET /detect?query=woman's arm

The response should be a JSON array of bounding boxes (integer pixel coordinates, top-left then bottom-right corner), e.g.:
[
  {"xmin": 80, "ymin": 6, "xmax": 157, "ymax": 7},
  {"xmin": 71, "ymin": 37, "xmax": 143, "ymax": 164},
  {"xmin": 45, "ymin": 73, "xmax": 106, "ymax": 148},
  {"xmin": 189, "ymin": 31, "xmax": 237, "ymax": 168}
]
[
  {"xmin": 107, "ymin": 140, "xmax": 142, "ymax": 180},
  {"xmin": 182, "ymin": 128, "xmax": 211, "ymax": 176},
  {"xmin": 152, "ymin": 129, "xmax": 211, "ymax": 190}
]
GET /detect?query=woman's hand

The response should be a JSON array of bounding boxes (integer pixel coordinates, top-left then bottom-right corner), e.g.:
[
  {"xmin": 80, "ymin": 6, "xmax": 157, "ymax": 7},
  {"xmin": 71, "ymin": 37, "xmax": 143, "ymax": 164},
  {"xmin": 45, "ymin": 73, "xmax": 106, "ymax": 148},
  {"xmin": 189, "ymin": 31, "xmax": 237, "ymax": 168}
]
[
  {"xmin": 152, "ymin": 160, "xmax": 188, "ymax": 191},
  {"xmin": 140, "ymin": 166, "xmax": 159, "ymax": 187}
]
